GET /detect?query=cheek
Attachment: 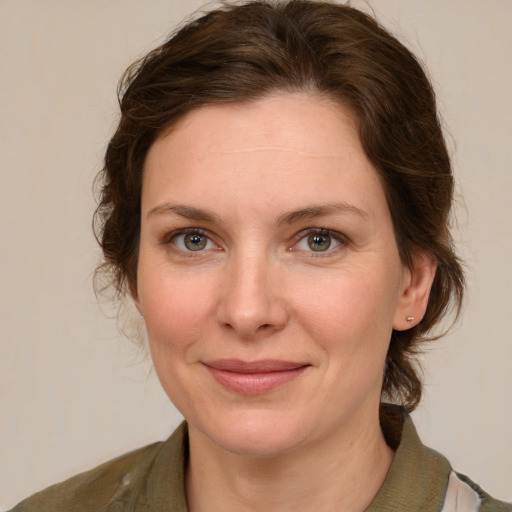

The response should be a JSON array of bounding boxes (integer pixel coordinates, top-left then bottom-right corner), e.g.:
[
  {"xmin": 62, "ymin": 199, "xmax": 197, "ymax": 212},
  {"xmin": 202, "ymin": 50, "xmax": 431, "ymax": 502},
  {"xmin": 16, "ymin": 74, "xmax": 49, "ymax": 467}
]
[
  {"xmin": 290, "ymin": 267, "xmax": 398, "ymax": 371},
  {"xmin": 293, "ymin": 269, "xmax": 398, "ymax": 337},
  {"xmin": 138, "ymin": 271, "xmax": 220, "ymax": 413},
  {"xmin": 138, "ymin": 269, "xmax": 217, "ymax": 359}
]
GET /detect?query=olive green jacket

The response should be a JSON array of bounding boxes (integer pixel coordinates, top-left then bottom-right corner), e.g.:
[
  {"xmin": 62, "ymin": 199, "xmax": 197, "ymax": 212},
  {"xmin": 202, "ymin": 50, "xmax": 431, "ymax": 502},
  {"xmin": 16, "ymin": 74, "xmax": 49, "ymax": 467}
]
[{"xmin": 9, "ymin": 414, "xmax": 511, "ymax": 511}]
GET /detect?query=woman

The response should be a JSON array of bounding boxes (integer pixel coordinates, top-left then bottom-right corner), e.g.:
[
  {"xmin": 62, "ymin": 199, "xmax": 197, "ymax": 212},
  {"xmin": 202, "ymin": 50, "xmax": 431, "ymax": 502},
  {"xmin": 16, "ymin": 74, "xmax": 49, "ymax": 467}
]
[{"xmin": 9, "ymin": 1, "xmax": 511, "ymax": 511}]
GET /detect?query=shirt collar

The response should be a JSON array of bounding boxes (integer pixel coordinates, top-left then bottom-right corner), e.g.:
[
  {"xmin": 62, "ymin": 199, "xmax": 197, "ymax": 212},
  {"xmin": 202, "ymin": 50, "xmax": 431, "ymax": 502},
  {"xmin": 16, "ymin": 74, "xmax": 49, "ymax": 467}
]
[
  {"xmin": 140, "ymin": 408, "xmax": 452, "ymax": 512},
  {"xmin": 367, "ymin": 407, "xmax": 452, "ymax": 511}
]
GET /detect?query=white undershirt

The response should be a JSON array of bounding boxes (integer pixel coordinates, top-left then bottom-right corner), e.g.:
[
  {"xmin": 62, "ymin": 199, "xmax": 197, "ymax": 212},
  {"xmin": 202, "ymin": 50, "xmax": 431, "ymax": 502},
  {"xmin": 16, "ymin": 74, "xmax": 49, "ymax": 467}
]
[{"xmin": 441, "ymin": 471, "xmax": 481, "ymax": 512}]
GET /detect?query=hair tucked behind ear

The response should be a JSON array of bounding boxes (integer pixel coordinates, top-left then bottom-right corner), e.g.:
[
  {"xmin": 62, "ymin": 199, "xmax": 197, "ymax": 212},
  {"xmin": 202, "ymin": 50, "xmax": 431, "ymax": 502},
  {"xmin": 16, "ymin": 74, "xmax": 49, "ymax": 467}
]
[{"xmin": 94, "ymin": 0, "xmax": 465, "ymax": 416}]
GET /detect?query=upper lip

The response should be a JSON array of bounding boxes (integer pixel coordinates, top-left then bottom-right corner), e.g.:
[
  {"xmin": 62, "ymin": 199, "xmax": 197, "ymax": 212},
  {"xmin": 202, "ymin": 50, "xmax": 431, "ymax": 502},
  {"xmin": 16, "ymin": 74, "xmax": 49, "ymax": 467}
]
[{"xmin": 203, "ymin": 359, "xmax": 309, "ymax": 373}]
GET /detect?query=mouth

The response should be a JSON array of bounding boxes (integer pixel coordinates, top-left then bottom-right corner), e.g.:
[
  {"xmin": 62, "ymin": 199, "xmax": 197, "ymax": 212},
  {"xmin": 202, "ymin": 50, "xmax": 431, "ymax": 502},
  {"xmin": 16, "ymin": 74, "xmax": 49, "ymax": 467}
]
[{"xmin": 202, "ymin": 359, "xmax": 310, "ymax": 394}]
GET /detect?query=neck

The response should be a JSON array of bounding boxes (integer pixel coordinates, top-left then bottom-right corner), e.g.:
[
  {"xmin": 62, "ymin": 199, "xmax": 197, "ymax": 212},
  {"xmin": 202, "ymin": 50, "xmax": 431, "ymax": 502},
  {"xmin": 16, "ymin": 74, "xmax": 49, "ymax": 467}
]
[{"xmin": 185, "ymin": 411, "xmax": 394, "ymax": 512}]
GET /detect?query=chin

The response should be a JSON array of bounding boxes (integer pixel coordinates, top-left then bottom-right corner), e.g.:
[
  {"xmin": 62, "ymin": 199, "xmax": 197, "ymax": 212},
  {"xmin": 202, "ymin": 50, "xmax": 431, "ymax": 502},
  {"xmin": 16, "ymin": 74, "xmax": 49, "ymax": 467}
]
[{"xmin": 191, "ymin": 408, "xmax": 311, "ymax": 458}]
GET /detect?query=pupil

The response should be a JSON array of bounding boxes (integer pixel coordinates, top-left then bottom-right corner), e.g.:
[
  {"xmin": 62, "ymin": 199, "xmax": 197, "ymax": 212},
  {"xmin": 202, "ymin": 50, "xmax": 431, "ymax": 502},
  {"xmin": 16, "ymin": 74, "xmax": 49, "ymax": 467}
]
[
  {"xmin": 308, "ymin": 233, "xmax": 331, "ymax": 251},
  {"xmin": 184, "ymin": 233, "xmax": 207, "ymax": 251}
]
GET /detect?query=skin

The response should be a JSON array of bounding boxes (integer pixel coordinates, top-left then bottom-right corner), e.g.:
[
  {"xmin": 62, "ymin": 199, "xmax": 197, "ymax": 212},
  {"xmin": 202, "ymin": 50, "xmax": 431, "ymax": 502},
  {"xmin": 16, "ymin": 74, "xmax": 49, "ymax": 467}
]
[{"xmin": 136, "ymin": 93, "xmax": 436, "ymax": 511}]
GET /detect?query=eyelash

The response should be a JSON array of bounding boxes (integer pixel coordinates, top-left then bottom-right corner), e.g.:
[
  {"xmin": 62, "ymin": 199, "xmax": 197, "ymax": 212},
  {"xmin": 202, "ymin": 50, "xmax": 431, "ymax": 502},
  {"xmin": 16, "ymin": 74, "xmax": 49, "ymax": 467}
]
[
  {"xmin": 162, "ymin": 227, "xmax": 348, "ymax": 257},
  {"xmin": 290, "ymin": 228, "xmax": 348, "ymax": 257},
  {"xmin": 162, "ymin": 228, "xmax": 219, "ymax": 257}
]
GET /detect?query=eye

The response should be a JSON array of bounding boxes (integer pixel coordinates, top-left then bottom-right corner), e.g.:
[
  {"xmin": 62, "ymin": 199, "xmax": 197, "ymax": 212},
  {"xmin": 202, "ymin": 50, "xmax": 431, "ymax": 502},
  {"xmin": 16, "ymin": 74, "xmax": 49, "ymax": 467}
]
[
  {"xmin": 170, "ymin": 230, "xmax": 217, "ymax": 252},
  {"xmin": 306, "ymin": 232, "xmax": 333, "ymax": 252},
  {"xmin": 293, "ymin": 229, "xmax": 343, "ymax": 254}
]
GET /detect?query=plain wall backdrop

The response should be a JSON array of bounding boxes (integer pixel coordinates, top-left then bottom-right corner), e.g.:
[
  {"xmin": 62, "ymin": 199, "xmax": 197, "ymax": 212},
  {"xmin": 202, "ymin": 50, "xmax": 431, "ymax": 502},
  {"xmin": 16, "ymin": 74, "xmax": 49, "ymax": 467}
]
[{"xmin": 1, "ymin": 0, "xmax": 511, "ymax": 509}]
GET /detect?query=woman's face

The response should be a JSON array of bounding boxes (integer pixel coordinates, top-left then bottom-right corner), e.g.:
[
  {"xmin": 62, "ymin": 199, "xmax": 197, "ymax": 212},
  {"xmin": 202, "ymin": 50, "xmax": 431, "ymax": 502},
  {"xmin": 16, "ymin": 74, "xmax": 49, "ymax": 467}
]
[{"xmin": 136, "ymin": 93, "xmax": 428, "ymax": 457}]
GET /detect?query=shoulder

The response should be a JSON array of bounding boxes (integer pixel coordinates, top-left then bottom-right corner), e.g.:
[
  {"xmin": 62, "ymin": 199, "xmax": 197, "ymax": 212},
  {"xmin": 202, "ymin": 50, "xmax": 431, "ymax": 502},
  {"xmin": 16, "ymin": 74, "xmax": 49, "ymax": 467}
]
[
  {"xmin": 8, "ymin": 422, "xmax": 189, "ymax": 512},
  {"xmin": 449, "ymin": 472, "xmax": 512, "ymax": 512},
  {"xmin": 8, "ymin": 441, "xmax": 164, "ymax": 512},
  {"xmin": 372, "ymin": 406, "xmax": 511, "ymax": 512}
]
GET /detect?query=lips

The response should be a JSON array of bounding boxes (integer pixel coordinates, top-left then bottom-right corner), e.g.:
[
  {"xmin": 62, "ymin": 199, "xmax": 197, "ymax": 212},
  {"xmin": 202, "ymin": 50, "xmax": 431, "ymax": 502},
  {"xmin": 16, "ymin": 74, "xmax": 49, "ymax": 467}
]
[{"xmin": 203, "ymin": 359, "xmax": 309, "ymax": 394}]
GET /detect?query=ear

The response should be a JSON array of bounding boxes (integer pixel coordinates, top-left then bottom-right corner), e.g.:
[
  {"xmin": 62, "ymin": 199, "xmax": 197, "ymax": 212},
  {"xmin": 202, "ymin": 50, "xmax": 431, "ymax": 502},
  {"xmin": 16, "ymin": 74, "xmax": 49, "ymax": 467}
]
[{"xmin": 393, "ymin": 251, "xmax": 437, "ymax": 331}]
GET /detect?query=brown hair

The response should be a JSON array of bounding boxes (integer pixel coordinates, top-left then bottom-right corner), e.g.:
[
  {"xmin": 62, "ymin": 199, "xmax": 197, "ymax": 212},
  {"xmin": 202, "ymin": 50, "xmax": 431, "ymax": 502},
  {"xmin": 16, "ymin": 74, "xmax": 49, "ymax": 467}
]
[{"xmin": 94, "ymin": 0, "xmax": 465, "ymax": 414}]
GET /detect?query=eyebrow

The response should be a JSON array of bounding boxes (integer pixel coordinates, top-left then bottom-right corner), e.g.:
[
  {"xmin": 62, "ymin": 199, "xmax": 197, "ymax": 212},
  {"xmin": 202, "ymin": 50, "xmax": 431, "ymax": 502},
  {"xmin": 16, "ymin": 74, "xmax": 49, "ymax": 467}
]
[
  {"xmin": 146, "ymin": 202, "xmax": 368, "ymax": 224},
  {"xmin": 277, "ymin": 202, "xmax": 368, "ymax": 225},
  {"xmin": 147, "ymin": 203, "xmax": 220, "ymax": 222}
]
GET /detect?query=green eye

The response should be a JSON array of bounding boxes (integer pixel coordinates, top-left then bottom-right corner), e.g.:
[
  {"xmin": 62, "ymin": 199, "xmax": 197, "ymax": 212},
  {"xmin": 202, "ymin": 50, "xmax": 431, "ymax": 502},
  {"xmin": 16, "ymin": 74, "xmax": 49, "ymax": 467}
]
[
  {"xmin": 307, "ymin": 233, "xmax": 332, "ymax": 252},
  {"xmin": 183, "ymin": 233, "xmax": 208, "ymax": 251},
  {"xmin": 294, "ymin": 229, "xmax": 343, "ymax": 255},
  {"xmin": 168, "ymin": 230, "xmax": 219, "ymax": 254}
]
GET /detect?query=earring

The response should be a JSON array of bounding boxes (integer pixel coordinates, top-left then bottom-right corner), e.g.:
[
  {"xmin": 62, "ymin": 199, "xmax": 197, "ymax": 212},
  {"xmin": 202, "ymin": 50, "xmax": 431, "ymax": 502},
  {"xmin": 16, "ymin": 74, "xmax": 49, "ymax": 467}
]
[{"xmin": 406, "ymin": 316, "xmax": 415, "ymax": 322}]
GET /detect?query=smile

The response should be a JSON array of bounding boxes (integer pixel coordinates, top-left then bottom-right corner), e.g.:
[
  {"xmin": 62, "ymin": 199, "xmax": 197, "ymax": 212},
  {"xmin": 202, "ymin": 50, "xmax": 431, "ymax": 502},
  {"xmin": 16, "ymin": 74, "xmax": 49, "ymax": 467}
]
[{"xmin": 203, "ymin": 359, "xmax": 310, "ymax": 394}]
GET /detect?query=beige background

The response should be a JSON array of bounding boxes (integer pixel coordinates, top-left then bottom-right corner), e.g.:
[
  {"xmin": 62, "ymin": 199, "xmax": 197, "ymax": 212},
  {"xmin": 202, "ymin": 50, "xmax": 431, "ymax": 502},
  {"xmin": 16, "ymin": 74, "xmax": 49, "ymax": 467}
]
[{"xmin": 1, "ymin": 0, "xmax": 511, "ymax": 508}]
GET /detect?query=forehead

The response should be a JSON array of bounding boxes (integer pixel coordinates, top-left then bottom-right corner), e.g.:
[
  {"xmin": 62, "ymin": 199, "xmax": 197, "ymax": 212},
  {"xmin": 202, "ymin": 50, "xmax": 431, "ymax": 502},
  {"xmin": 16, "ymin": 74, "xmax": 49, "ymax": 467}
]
[
  {"xmin": 142, "ymin": 93, "xmax": 387, "ymax": 222},
  {"xmin": 153, "ymin": 93, "xmax": 362, "ymax": 163}
]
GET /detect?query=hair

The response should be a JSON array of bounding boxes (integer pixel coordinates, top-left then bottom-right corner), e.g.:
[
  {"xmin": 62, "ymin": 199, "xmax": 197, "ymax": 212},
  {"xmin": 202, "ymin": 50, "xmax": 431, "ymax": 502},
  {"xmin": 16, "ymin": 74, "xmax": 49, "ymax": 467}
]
[{"xmin": 94, "ymin": 0, "xmax": 465, "ymax": 418}]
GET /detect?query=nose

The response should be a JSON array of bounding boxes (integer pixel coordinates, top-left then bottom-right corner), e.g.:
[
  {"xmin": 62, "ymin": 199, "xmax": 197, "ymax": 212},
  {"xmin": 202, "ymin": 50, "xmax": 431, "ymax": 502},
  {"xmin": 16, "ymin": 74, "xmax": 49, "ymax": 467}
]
[{"xmin": 216, "ymin": 253, "xmax": 289, "ymax": 339}]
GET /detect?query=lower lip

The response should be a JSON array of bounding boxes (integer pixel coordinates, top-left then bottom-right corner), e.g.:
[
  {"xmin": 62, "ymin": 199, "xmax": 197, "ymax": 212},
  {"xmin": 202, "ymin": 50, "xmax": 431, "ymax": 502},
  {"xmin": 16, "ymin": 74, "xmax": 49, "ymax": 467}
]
[{"xmin": 205, "ymin": 366, "xmax": 308, "ymax": 394}]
